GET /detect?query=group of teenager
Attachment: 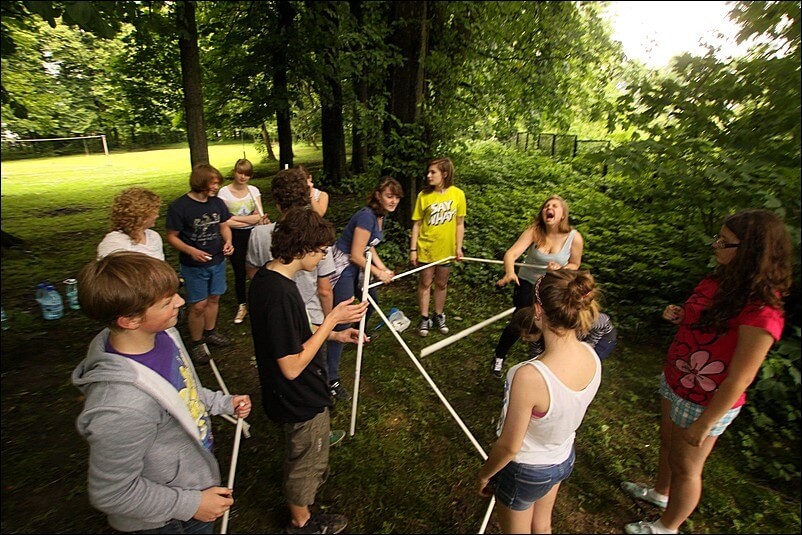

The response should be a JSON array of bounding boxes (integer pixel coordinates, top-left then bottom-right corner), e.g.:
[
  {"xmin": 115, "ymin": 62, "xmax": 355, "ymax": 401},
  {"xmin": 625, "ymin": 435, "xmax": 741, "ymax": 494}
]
[{"xmin": 73, "ymin": 155, "xmax": 794, "ymax": 535}]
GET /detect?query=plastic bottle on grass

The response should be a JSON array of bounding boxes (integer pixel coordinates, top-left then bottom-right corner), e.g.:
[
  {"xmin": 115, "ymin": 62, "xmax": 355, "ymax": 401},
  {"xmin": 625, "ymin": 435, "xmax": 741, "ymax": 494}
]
[
  {"xmin": 1, "ymin": 307, "xmax": 8, "ymax": 331},
  {"xmin": 37, "ymin": 282, "xmax": 64, "ymax": 320}
]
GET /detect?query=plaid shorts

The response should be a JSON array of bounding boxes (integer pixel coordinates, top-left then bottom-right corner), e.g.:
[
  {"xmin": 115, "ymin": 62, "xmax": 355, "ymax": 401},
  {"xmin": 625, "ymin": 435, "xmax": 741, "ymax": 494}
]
[{"xmin": 659, "ymin": 374, "xmax": 741, "ymax": 436}]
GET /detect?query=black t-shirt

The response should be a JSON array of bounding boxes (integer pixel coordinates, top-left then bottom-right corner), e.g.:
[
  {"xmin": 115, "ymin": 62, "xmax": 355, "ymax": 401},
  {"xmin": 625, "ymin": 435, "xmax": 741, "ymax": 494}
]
[
  {"xmin": 165, "ymin": 194, "xmax": 231, "ymax": 267},
  {"xmin": 249, "ymin": 267, "xmax": 331, "ymax": 423}
]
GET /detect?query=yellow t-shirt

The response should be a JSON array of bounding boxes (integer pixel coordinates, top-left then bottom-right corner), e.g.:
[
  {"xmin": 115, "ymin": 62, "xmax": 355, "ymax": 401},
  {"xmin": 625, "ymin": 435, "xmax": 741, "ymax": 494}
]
[{"xmin": 412, "ymin": 186, "xmax": 467, "ymax": 263}]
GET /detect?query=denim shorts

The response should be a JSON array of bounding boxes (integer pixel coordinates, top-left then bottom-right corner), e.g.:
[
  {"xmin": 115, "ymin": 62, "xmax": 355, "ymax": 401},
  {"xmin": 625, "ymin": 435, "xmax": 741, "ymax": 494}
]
[
  {"xmin": 180, "ymin": 261, "xmax": 227, "ymax": 303},
  {"xmin": 493, "ymin": 448, "xmax": 575, "ymax": 511},
  {"xmin": 659, "ymin": 374, "xmax": 741, "ymax": 436}
]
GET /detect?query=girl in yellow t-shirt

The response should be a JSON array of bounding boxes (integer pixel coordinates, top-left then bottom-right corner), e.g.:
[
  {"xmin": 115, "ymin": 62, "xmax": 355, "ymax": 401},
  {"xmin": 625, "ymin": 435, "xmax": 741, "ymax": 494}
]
[{"xmin": 409, "ymin": 157, "xmax": 467, "ymax": 337}]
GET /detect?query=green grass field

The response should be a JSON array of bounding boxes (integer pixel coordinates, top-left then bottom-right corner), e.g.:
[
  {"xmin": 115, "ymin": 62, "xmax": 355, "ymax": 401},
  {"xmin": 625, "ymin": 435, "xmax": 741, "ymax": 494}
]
[{"xmin": 1, "ymin": 144, "xmax": 799, "ymax": 533}]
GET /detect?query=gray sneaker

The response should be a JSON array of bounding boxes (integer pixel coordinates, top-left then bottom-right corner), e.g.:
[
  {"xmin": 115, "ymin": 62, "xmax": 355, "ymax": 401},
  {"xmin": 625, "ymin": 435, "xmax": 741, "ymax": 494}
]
[
  {"xmin": 190, "ymin": 343, "xmax": 211, "ymax": 365},
  {"xmin": 491, "ymin": 356, "xmax": 504, "ymax": 378},
  {"xmin": 286, "ymin": 512, "xmax": 348, "ymax": 534},
  {"xmin": 433, "ymin": 313, "xmax": 449, "ymax": 334},
  {"xmin": 329, "ymin": 380, "xmax": 351, "ymax": 401},
  {"xmin": 417, "ymin": 316, "xmax": 432, "ymax": 337}
]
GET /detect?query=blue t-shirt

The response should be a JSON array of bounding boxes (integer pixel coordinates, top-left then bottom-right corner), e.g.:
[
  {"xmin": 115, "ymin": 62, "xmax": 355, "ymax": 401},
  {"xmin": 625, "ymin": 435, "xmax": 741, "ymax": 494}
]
[
  {"xmin": 335, "ymin": 207, "xmax": 383, "ymax": 254},
  {"xmin": 106, "ymin": 331, "xmax": 214, "ymax": 451},
  {"xmin": 166, "ymin": 194, "xmax": 231, "ymax": 267}
]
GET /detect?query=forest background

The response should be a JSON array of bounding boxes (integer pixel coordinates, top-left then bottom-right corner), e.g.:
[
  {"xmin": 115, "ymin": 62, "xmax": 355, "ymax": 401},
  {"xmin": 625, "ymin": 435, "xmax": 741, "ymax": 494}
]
[{"xmin": 1, "ymin": 1, "xmax": 800, "ymax": 533}]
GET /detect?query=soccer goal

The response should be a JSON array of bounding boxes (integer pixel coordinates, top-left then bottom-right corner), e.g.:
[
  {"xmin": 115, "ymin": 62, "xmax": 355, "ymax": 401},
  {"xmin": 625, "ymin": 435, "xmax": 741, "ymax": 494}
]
[{"xmin": 1, "ymin": 134, "xmax": 109, "ymax": 161}]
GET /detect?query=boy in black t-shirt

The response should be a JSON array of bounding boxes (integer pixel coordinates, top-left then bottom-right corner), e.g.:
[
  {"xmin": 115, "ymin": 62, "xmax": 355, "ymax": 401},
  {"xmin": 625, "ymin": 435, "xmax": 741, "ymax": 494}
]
[{"xmin": 248, "ymin": 207, "xmax": 368, "ymax": 534}]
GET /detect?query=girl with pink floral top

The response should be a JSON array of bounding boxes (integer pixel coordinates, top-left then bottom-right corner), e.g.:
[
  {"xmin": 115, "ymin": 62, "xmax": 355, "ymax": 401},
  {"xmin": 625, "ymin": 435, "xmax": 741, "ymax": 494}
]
[{"xmin": 622, "ymin": 209, "xmax": 793, "ymax": 535}]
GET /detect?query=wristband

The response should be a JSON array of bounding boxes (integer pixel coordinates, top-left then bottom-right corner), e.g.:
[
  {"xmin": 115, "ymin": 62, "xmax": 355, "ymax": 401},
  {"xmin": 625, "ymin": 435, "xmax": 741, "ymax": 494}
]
[{"xmin": 410, "ymin": 249, "xmax": 417, "ymax": 252}]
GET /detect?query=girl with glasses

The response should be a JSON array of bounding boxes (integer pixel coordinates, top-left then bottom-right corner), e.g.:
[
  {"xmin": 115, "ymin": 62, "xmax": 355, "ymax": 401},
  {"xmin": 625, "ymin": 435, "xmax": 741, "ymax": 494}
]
[{"xmin": 622, "ymin": 209, "xmax": 793, "ymax": 534}]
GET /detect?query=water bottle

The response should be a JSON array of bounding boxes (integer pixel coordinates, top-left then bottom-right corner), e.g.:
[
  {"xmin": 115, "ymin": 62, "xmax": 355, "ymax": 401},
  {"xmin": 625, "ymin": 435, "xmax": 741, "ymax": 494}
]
[
  {"xmin": 37, "ymin": 283, "xmax": 64, "ymax": 320},
  {"xmin": 1, "ymin": 307, "xmax": 8, "ymax": 331},
  {"xmin": 64, "ymin": 278, "xmax": 80, "ymax": 310}
]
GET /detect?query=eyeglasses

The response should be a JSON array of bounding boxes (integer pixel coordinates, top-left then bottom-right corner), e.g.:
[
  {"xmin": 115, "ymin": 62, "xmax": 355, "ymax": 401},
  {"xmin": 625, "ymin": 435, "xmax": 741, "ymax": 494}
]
[
  {"xmin": 315, "ymin": 246, "xmax": 329, "ymax": 255},
  {"xmin": 711, "ymin": 234, "xmax": 740, "ymax": 249}
]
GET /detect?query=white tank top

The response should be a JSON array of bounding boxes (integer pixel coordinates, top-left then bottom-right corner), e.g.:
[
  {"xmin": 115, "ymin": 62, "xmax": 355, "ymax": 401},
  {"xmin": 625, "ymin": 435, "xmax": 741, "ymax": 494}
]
[{"xmin": 497, "ymin": 342, "xmax": 602, "ymax": 465}]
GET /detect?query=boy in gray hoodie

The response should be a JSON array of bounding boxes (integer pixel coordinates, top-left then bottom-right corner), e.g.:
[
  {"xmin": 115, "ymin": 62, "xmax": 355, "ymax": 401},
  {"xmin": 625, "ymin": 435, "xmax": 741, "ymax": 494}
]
[{"xmin": 72, "ymin": 251, "xmax": 251, "ymax": 534}]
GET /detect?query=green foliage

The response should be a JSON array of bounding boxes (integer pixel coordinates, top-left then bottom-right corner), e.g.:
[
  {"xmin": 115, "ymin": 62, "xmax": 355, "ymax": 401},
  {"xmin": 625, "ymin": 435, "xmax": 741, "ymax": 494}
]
[{"xmin": 738, "ymin": 326, "xmax": 802, "ymax": 482}]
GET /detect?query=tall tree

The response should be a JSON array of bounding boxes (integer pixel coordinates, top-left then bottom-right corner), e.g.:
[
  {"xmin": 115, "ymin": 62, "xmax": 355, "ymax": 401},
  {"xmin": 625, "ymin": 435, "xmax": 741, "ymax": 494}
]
[
  {"xmin": 274, "ymin": 0, "xmax": 296, "ymax": 169},
  {"xmin": 176, "ymin": 0, "xmax": 208, "ymax": 166}
]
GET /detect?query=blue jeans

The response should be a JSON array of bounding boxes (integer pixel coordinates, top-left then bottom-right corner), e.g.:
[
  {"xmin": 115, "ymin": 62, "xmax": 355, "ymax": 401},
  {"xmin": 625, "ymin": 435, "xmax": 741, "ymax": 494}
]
[
  {"xmin": 131, "ymin": 518, "xmax": 214, "ymax": 534},
  {"xmin": 493, "ymin": 448, "xmax": 575, "ymax": 511},
  {"xmin": 326, "ymin": 264, "xmax": 377, "ymax": 382}
]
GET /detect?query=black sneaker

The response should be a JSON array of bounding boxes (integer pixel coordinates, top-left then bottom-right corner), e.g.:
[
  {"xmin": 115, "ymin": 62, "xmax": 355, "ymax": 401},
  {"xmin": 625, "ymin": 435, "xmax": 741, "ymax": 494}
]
[
  {"xmin": 433, "ymin": 313, "xmax": 449, "ymax": 334},
  {"xmin": 190, "ymin": 343, "xmax": 211, "ymax": 365},
  {"xmin": 286, "ymin": 512, "xmax": 348, "ymax": 534},
  {"xmin": 491, "ymin": 356, "xmax": 504, "ymax": 378},
  {"xmin": 329, "ymin": 380, "xmax": 351, "ymax": 401},
  {"xmin": 417, "ymin": 316, "xmax": 432, "ymax": 337},
  {"xmin": 204, "ymin": 331, "xmax": 231, "ymax": 347}
]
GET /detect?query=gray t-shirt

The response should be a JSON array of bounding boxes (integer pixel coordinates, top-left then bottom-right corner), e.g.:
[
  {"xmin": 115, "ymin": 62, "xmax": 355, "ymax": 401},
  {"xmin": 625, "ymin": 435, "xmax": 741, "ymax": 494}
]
[{"xmin": 246, "ymin": 223, "xmax": 335, "ymax": 324}]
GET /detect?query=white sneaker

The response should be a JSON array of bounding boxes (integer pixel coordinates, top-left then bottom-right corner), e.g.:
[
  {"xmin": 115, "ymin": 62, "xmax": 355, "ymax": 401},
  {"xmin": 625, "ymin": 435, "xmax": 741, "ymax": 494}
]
[
  {"xmin": 621, "ymin": 482, "xmax": 668, "ymax": 509},
  {"xmin": 234, "ymin": 303, "xmax": 247, "ymax": 324}
]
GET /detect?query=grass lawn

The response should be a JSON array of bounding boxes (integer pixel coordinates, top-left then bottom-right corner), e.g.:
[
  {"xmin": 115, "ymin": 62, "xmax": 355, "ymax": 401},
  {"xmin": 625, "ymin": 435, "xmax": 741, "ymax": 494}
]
[{"xmin": 1, "ymin": 143, "xmax": 799, "ymax": 533}]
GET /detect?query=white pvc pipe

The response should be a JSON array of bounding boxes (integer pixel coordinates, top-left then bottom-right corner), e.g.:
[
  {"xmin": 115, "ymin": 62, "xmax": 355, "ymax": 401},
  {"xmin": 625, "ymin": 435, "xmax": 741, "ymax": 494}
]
[
  {"xmin": 420, "ymin": 307, "xmax": 515, "ymax": 358},
  {"xmin": 365, "ymin": 294, "xmax": 489, "ymax": 459},
  {"xmin": 349, "ymin": 251, "xmax": 371, "ymax": 436},
  {"xmin": 367, "ymin": 256, "xmax": 455, "ymax": 289},
  {"xmin": 210, "ymin": 359, "xmax": 252, "ymax": 439},
  {"xmin": 219, "ymin": 413, "xmax": 244, "ymax": 534},
  {"xmin": 461, "ymin": 256, "xmax": 547, "ymax": 270},
  {"xmin": 479, "ymin": 497, "xmax": 495, "ymax": 534}
]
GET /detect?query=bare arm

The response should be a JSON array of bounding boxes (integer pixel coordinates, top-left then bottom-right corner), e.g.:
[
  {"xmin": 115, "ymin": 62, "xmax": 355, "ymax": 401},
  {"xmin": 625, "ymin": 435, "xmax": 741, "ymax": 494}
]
[
  {"xmin": 317, "ymin": 275, "xmax": 333, "ymax": 317},
  {"xmin": 409, "ymin": 219, "xmax": 421, "ymax": 266},
  {"xmin": 478, "ymin": 365, "xmax": 547, "ymax": 496},
  {"xmin": 562, "ymin": 231, "xmax": 584, "ymax": 270},
  {"xmin": 220, "ymin": 220, "xmax": 234, "ymax": 255},
  {"xmin": 497, "ymin": 226, "xmax": 535, "ymax": 287},
  {"xmin": 455, "ymin": 216, "xmax": 465, "ymax": 261},
  {"xmin": 312, "ymin": 190, "xmax": 329, "ymax": 217},
  {"xmin": 683, "ymin": 325, "xmax": 776, "ymax": 446},
  {"xmin": 351, "ymin": 227, "xmax": 393, "ymax": 284},
  {"xmin": 166, "ymin": 230, "xmax": 211, "ymax": 263},
  {"xmin": 276, "ymin": 298, "xmax": 369, "ymax": 380}
]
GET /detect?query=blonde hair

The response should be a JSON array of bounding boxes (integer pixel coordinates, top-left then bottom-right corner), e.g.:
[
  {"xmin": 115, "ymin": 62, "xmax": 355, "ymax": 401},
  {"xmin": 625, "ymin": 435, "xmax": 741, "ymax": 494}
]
[
  {"xmin": 535, "ymin": 270, "xmax": 599, "ymax": 334},
  {"xmin": 78, "ymin": 252, "xmax": 179, "ymax": 329},
  {"xmin": 531, "ymin": 195, "xmax": 572, "ymax": 245},
  {"xmin": 110, "ymin": 187, "xmax": 162, "ymax": 238}
]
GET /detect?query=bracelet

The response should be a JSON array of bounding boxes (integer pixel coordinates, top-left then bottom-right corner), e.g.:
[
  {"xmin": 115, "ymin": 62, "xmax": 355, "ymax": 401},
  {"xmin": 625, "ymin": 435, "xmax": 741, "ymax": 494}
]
[{"xmin": 410, "ymin": 249, "xmax": 417, "ymax": 252}]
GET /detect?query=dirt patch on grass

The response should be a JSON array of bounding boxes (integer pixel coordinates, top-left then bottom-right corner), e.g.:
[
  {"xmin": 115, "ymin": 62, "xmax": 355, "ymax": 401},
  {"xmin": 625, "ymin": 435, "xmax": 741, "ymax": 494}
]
[{"xmin": 43, "ymin": 206, "xmax": 93, "ymax": 217}]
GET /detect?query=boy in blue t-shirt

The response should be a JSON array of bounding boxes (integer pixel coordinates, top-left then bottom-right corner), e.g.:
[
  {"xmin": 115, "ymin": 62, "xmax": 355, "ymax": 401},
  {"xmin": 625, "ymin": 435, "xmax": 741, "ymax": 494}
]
[{"xmin": 72, "ymin": 251, "xmax": 251, "ymax": 534}]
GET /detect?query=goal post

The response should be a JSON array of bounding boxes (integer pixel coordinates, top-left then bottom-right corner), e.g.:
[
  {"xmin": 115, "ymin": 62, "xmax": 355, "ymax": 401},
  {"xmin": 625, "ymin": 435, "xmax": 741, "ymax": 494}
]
[{"xmin": 1, "ymin": 134, "xmax": 110, "ymax": 161}]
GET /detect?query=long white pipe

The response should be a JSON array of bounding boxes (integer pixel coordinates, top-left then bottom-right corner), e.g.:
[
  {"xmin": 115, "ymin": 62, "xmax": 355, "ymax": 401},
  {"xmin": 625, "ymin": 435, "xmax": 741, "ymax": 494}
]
[
  {"xmin": 349, "ymin": 251, "xmax": 372, "ymax": 436},
  {"xmin": 461, "ymin": 256, "xmax": 547, "ymax": 270},
  {"xmin": 367, "ymin": 256, "xmax": 455, "ymax": 289},
  {"xmin": 210, "ymin": 359, "xmax": 252, "ymax": 438},
  {"xmin": 219, "ymin": 414, "xmax": 244, "ymax": 534},
  {"xmin": 420, "ymin": 307, "xmax": 515, "ymax": 358},
  {"xmin": 364, "ymin": 294, "xmax": 488, "ymax": 459}
]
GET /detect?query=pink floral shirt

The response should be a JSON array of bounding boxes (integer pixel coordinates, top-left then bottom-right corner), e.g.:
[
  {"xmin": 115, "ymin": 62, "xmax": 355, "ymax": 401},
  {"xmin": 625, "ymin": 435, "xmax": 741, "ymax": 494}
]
[{"xmin": 664, "ymin": 277, "xmax": 784, "ymax": 408}]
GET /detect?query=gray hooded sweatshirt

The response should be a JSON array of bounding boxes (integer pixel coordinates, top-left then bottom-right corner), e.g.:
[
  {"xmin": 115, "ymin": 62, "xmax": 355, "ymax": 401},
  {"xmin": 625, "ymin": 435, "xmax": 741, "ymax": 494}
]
[{"xmin": 72, "ymin": 327, "xmax": 234, "ymax": 532}]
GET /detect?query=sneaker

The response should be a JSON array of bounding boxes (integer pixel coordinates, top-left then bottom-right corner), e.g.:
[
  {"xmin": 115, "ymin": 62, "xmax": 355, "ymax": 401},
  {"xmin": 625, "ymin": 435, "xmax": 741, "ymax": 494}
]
[
  {"xmin": 491, "ymin": 356, "xmax": 504, "ymax": 378},
  {"xmin": 329, "ymin": 429, "xmax": 346, "ymax": 447},
  {"xmin": 624, "ymin": 521, "xmax": 666, "ymax": 534},
  {"xmin": 286, "ymin": 512, "xmax": 348, "ymax": 534},
  {"xmin": 329, "ymin": 380, "xmax": 351, "ymax": 401},
  {"xmin": 433, "ymin": 313, "xmax": 449, "ymax": 334},
  {"xmin": 621, "ymin": 482, "xmax": 668, "ymax": 509},
  {"xmin": 190, "ymin": 343, "xmax": 211, "ymax": 365},
  {"xmin": 234, "ymin": 303, "xmax": 247, "ymax": 324},
  {"xmin": 204, "ymin": 330, "xmax": 231, "ymax": 347},
  {"xmin": 417, "ymin": 316, "xmax": 432, "ymax": 337}
]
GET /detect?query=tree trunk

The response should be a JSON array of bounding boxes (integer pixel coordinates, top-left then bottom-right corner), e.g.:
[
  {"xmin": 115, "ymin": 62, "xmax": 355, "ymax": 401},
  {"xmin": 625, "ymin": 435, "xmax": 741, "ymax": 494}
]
[
  {"xmin": 274, "ymin": 0, "xmax": 294, "ymax": 170},
  {"xmin": 261, "ymin": 121, "xmax": 277, "ymax": 161},
  {"xmin": 386, "ymin": 0, "xmax": 428, "ymax": 227},
  {"xmin": 176, "ymin": 1, "xmax": 209, "ymax": 167},
  {"xmin": 349, "ymin": 0, "xmax": 369, "ymax": 174}
]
